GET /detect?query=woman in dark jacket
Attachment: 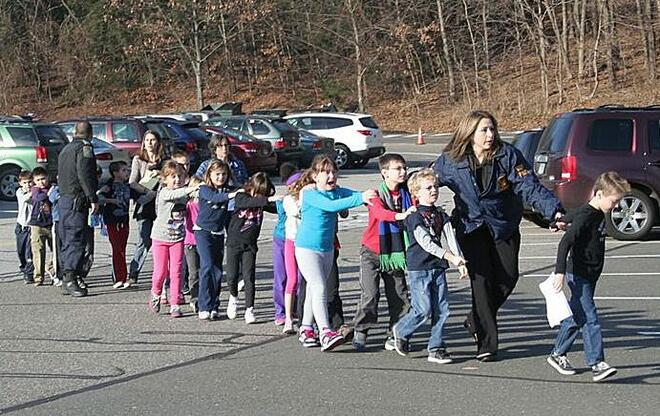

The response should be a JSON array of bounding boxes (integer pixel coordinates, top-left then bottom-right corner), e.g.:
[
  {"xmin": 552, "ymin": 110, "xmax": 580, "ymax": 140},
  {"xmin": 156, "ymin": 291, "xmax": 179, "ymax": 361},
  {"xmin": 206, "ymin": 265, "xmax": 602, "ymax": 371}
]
[{"xmin": 434, "ymin": 110, "xmax": 564, "ymax": 361}]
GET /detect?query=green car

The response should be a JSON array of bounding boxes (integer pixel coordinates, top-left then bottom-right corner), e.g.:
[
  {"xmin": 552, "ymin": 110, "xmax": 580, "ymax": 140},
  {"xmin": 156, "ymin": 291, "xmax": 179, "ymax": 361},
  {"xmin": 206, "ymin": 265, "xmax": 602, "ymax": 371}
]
[{"xmin": 0, "ymin": 121, "xmax": 67, "ymax": 200}]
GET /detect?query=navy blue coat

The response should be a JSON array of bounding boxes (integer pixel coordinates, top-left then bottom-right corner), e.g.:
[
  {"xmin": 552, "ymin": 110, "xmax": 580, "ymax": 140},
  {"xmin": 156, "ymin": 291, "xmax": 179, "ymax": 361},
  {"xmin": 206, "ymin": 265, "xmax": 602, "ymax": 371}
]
[{"xmin": 433, "ymin": 142, "xmax": 561, "ymax": 242}]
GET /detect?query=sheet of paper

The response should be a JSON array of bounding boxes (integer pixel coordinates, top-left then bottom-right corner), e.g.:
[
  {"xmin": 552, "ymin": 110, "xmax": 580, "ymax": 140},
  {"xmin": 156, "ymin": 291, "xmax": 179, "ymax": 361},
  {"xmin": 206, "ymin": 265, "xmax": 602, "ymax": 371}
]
[{"xmin": 539, "ymin": 274, "xmax": 573, "ymax": 328}]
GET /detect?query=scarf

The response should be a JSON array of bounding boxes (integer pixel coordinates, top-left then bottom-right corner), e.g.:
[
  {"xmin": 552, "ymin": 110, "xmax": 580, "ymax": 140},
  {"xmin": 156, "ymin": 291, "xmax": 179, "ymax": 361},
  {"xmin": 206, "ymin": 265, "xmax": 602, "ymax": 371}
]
[{"xmin": 377, "ymin": 182, "xmax": 412, "ymax": 271}]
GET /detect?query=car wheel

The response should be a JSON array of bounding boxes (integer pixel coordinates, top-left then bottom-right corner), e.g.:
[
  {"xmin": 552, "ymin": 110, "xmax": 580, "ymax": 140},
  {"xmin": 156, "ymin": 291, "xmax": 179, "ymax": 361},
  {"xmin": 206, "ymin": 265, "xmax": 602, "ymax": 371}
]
[
  {"xmin": 334, "ymin": 144, "xmax": 352, "ymax": 169},
  {"xmin": 606, "ymin": 188, "xmax": 656, "ymax": 240},
  {"xmin": 0, "ymin": 166, "xmax": 20, "ymax": 201},
  {"xmin": 352, "ymin": 158, "xmax": 369, "ymax": 168}
]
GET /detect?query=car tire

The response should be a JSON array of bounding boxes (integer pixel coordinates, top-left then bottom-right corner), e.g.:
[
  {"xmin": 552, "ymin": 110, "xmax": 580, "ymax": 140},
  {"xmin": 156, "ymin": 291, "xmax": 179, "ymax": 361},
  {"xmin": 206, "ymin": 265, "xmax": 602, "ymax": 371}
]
[
  {"xmin": 0, "ymin": 166, "xmax": 20, "ymax": 201},
  {"xmin": 605, "ymin": 188, "xmax": 656, "ymax": 240},
  {"xmin": 334, "ymin": 144, "xmax": 352, "ymax": 169}
]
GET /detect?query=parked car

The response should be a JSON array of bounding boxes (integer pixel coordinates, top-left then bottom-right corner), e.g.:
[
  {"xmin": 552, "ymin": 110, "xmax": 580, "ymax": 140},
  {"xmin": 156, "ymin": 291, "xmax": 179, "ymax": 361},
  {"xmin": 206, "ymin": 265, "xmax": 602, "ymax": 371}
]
[
  {"xmin": 534, "ymin": 105, "xmax": 660, "ymax": 240},
  {"xmin": 203, "ymin": 115, "xmax": 303, "ymax": 166},
  {"xmin": 297, "ymin": 129, "xmax": 336, "ymax": 167},
  {"xmin": 202, "ymin": 126, "xmax": 277, "ymax": 174},
  {"xmin": 284, "ymin": 112, "xmax": 385, "ymax": 169},
  {"xmin": 0, "ymin": 121, "xmax": 67, "ymax": 200},
  {"xmin": 512, "ymin": 128, "xmax": 544, "ymax": 165},
  {"xmin": 139, "ymin": 118, "xmax": 209, "ymax": 171},
  {"xmin": 88, "ymin": 138, "xmax": 130, "ymax": 182}
]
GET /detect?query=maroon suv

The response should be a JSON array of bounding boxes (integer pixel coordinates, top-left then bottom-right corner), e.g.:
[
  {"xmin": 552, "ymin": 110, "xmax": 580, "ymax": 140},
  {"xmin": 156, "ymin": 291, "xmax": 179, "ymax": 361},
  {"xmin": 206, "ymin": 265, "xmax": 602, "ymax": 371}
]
[{"xmin": 534, "ymin": 105, "xmax": 660, "ymax": 240}]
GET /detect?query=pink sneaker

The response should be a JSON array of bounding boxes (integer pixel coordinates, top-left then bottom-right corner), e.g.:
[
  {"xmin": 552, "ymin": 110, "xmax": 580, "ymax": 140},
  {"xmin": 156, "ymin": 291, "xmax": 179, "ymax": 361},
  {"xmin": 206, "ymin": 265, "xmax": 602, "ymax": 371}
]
[{"xmin": 320, "ymin": 330, "xmax": 345, "ymax": 352}]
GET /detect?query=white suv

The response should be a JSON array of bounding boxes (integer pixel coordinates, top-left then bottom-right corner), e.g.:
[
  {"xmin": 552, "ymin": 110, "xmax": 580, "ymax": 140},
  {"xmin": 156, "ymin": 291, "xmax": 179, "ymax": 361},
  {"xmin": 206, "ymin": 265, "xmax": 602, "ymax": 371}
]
[{"xmin": 284, "ymin": 112, "xmax": 385, "ymax": 168}]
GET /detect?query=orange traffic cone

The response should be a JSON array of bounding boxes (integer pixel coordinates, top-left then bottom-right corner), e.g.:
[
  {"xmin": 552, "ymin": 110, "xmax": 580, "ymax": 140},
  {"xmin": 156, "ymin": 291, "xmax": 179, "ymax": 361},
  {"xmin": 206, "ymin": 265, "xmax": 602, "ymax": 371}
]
[{"xmin": 416, "ymin": 127, "xmax": 425, "ymax": 145}]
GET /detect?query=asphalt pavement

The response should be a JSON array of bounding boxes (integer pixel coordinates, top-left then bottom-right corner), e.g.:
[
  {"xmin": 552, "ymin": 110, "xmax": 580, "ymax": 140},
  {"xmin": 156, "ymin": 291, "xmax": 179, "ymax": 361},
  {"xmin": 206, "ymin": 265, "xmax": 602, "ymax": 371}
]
[{"xmin": 0, "ymin": 135, "xmax": 659, "ymax": 415}]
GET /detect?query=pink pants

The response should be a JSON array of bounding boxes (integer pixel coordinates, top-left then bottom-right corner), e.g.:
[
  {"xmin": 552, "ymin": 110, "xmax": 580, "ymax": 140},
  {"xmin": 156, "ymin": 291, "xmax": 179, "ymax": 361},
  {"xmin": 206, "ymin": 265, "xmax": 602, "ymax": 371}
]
[
  {"xmin": 284, "ymin": 239, "xmax": 299, "ymax": 295},
  {"xmin": 151, "ymin": 239, "xmax": 184, "ymax": 306}
]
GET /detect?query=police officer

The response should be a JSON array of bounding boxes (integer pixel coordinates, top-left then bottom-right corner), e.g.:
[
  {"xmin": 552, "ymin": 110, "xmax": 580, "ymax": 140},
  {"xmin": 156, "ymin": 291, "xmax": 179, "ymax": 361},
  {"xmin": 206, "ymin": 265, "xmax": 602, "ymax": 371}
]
[
  {"xmin": 57, "ymin": 121, "xmax": 99, "ymax": 297},
  {"xmin": 434, "ymin": 110, "xmax": 564, "ymax": 361}
]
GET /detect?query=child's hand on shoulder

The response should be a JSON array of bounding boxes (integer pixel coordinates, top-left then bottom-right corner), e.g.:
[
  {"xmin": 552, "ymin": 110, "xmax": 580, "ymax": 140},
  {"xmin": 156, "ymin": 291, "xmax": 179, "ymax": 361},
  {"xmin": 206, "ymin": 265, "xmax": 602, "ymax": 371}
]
[
  {"xmin": 362, "ymin": 189, "xmax": 377, "ymax": 205},
  {"xmin": 302, "ymin": 184, "xmax": 315, "ymax": 191},
  {"xmin": 552, "ymin": 273, "xmax": 565, "ymax": 292},
  {"xmin": 395, "ymin": 205, "xmax": 417, "ymax": 220},
  {"xmin": 268, "ymin": 194, "xmax": 283, "ymax": 202}
]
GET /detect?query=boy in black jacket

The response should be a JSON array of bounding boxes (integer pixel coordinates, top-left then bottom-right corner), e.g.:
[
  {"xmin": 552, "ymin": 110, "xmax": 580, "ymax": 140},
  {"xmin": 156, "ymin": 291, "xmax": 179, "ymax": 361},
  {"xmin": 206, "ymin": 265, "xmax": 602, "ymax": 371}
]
[{"xmin": 547, "ymin": 171, "xmax": 630, "ymax": 382}]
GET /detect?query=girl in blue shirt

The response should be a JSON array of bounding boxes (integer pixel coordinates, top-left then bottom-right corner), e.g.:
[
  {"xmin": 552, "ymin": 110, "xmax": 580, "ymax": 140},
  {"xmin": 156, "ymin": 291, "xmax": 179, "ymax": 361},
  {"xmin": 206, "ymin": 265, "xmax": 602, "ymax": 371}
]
[{"xmin": 295, "ymin": 156, "xmax": 376, "ymax": 351}]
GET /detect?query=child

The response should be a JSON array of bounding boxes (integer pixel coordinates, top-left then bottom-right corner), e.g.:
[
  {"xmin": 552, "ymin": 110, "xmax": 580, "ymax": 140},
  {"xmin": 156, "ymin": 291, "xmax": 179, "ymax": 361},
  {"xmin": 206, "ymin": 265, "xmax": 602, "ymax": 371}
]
[
  {"xmin": 272, "ymin": 162, "xmax": 298, "ymax": 326},
  {"xmin": 352, "ymin": 153, "xmax": 416, "ymax": 351},
  {"xmin": 226, "ymin": 172, "xmax": 280, "ymax": 324},
  {"xmin": 100, "ymin": 161, "xmax": 132, "ymax": 289},
  {"xmin": 185, "ymin": 176, "xmax": 203, "ymax": 313},
  {"xmin": 172, "ymin": 150, "xmax": 192, "ymax": 296},
  {"xmin": 148, "ymin": 160, "xmax": 198, "ymax": 318},
  {"xmin": 28, "ymin": 167, "xmax": 55, "ymax": 286},
  {"xmin": 195, "ymin": 162, "xmax": 238, "ymax": 320},
  {"xmin": 546, "ymin": 171, "xmax": 630, "ymax": 382},
  {"xmin": 281, "ymin": 171, "xmax": 306, "ymax": 334},
  {"xmin": 295, "ymin": 155, "xmax": 376, "ymax": 351},
  {"xmin": 392, "ymin": 168, "xmax": 468, "ymax": 363},
  {"xmin": 48, "ymin": 180, "xmax": 62, "ymax": 287},
  {"xmin": 15, "ymin": 170, "xmax": 34, "ymax": 284}
]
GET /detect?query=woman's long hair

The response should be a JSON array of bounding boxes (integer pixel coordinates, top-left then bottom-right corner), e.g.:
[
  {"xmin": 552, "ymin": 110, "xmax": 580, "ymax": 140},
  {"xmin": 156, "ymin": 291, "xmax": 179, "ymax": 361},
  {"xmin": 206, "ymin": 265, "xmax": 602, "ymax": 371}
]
[
  {"xmin": 443, "ymin": 110, "xmax": 502, "ymax": 162},
  {"xmin": 139, "ymin": 130, "xmax": 165, "ymax": 163}
]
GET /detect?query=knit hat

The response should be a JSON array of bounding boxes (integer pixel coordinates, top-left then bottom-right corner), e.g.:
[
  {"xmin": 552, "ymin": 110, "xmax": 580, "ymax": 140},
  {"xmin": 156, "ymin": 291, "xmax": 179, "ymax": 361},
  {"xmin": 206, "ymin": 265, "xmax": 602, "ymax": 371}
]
[{"xmin": 286, "ymin": 171, "xmax": 303, "ymax": 186}]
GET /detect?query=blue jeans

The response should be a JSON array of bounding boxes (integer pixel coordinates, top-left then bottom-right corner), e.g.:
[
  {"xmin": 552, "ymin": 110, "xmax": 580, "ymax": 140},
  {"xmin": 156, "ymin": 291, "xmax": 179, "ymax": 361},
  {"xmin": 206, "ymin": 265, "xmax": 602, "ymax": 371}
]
[
  {"xmin": 129, "ymin": 218, "xmax": 153, "ymax": 280},
  {"xmin": 552, "ymin": 273, "xmax": 604, "ymax": 366},
  {"xmin": 195, "ymin": 230, "xmax": 225, "ymax": 313},
  {"xmin": 394, "ymin": 268, "xmax": 449, "ymax": 351}
]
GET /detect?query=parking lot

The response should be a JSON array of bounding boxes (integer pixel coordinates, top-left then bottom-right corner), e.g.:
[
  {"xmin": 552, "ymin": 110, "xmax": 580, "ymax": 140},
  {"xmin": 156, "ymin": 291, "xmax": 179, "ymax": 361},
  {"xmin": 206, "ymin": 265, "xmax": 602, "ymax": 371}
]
[{"xmin": 0, "ymin": 134, "xmax": 658, "ymax": 415}]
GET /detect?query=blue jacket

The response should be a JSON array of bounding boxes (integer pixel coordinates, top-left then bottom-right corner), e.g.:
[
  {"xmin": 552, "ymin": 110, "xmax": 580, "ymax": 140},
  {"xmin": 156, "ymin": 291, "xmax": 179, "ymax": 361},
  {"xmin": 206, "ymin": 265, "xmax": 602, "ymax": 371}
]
[
  {"xmin": 195, "ymin": 184, "xmax": 233, "ymax": 233},
  {"xmin": 433, "ymin": 142, "xmax": 561, "ymax": 241}
]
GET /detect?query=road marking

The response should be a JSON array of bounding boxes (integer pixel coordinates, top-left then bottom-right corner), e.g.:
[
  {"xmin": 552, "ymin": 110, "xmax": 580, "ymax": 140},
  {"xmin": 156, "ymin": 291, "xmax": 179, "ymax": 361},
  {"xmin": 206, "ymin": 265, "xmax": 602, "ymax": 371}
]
[
  {"xmin": 524, "ymin": 272, "xmax": 660, "ymax": 277},
  {"xmin": 521, "ymin": 240, "xmax": 660, "ymax": 246},
  {"xmin": 398, "ymin": 152, "xmax": 440, "ymax": 157},
  {"xmin": 594, "ymin": 297, "xmax": 660, "ymax": 300},
  {"xmin": 521, "ymin": 254, "xmax": 660, "ymax": 260},
  {"xmin": 638, "ymin": 332, "xmax": 660, "ymax": 336}
]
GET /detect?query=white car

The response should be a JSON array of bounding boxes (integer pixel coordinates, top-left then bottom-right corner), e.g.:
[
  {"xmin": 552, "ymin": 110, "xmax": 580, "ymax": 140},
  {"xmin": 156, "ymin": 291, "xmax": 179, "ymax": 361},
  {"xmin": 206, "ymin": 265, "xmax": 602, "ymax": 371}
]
[
  {"xmin": 90, "ymin": 138, "xmax": 131, "ymax": 181},
  {"xmin": 284, "ymin": 112, "xmax": 385, "ymax": 168}
]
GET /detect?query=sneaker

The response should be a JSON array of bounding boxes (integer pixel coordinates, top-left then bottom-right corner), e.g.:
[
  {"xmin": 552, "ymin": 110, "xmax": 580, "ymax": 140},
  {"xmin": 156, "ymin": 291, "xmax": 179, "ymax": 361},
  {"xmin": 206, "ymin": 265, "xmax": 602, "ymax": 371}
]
[
  {"xmin": 274, "ymin": 317, "xmax": 286, "ymax": 326},
  {"xmin": 210, "ymin": 310, "xmax": 219, "ymax": 320},
  {"xmin": 476, "ymin": 352, "xmax": 496, "ymax": 362},
  {"xmin": 127, "ymin": 277, "xmax": 138, "ymax": 287},
  {"xmin": 283, "ymin": 320, "xmax": 296, "ymax": 335},
  {"xmin": 198, "ymin": 311, "xmax": 211, "ymax": 320},
  {"xmin": 299, "ymin": 328, "xmax": 320, "ymax": 348},
  {"xmin": 148, "ymin": 295, "xmax": 160, "ymax": 314},
  {"xmin": 428, "ymin": 349, "xmax": 453, "ymax": 364},
  {"xmin": 320, "ymin": 330, "xmax": 344, "ymax": 352},
  {"xmin": 338, "ymin": 324, "xmax": 353, "ymax": 341},
  {"xmin": 238, "ymin": 279, "xmax": 245, "ymax": 292},
  {"xmin": 391, "ymin": 326, "xmax": 408, "ymax": 357},
  {"xmin": 245, "ymin": 307, "xmax": 256, "ymax": 324},
  {"xmin": 592, "ymin": 361, "xmax": 617, "ymax": 382},
  {"xmin": 170, "ymin": 305, "xmax": 183, "ymax": 318},
  {"xmin": 384, "ymin": 336, "xmax": 396, "ymax": 351},
  {"xmin": 52, "ymin": 277, "xmax": 63, "ymax": 287},
  {"xmin": 547, "ymin": 353, "xmax": 577, "ymax": 375},
  {"xmin": 226, "ymin": 295, "xmax": 238, "ymax": 320},
  {"xmin": 190, "ymin": 301, "xmax": 198, "ymax": 314},
  {"xmin": 34, "ymin": 279, "xmax": 44, "ymax": 287},
  {"xmin": 121, "ymin": 281, "xmax": 132, "ymax": 289},
  {"xmin": 352, "ymin": 332, "xmax": 367, "ymax": 351},
  {"xmin": 112, "ymin": 281, "xmax": 124, "ymax": 289},
  {"xmin": 182, "ymin": 288, "xmax": 191, "ymax": 295},
  {"xmin": 77, "ymin": 278, "xmax": 88, "ymax": 289}
]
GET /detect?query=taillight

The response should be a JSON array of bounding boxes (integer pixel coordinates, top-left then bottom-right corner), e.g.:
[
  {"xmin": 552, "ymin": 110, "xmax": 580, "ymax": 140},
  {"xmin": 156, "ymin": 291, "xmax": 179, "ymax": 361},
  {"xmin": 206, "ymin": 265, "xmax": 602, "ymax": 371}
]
[
  {"xmin": 243, "ymin": 143, "xmax": 258, "ymax": 153},
  {"xmin": 312, "ymin": 140, "xmax": 323, "ymax": 149},
  {"xmin": 357, "ymin": 130, "xmax": 373, "ymax": 136},
  {"xmin": 560, "ymin": 155, "xmax": 577, "ymax": 181},
  {"xmin": 186, "ymin": 142, "xmax": 197, "ymax": 152},
  {"xmin": 96, "ymin": 152, "xmax": 113, "ymax": 161},
  {"xmin": 35, "ymin": 146, "xmax": 47, "ymax": 163},
  {"xmin": 274, "ymin": 138, "xmax": 286, "ymax": 149}
]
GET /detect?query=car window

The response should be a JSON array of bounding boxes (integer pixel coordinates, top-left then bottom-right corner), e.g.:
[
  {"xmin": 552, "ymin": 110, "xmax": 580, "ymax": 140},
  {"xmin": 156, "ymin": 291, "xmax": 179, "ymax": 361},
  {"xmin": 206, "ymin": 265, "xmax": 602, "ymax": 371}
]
[
  {"xmin": 185, "ymin": 127, "xmax": 210, "ymax": 140},
  {"xmin": 58, "ymin": 123, "xmax": 75, "ymax": 139},
  {"xmin": 91, "ymin": 138, "xmax": 114, "ymax": 151},
  {"xmin": 587, "ymin": 119, "xmax": 633, "ymax": 151},
  {"xmin": 649, "ymin": 120, "xmax": 660, "ymax": 151},
  {"xmin": 91, "ymin": 123, "xmax": 107, "ymax": 141},
  {"xmin": 537, "ymin": 117, "xmax": 573, "ymax": 153},
  {"xmin": 359, "ymin": 117, "xmax": 378, "ymax": 129},
  {"xmin": 249, "ymin": 120, "xmax": 270, "ymax": 135},
  {"xmin": 112, "ymin": 122, "xmax": 140, "ymax": 142},
  {"xmin": 324, "ymin": 117, "xmax": 353, "ymax": 129},
  {"xmin": 286, "ymin": 118, "xmax": 300, "ymax": 128},
  {"xmin": 6, "ymin": 127, "xmax": 38, "ymax": 146},
  {"xmin": 143, "ymin": 122, "xmax": 170, "ymax": 139},
  {"xmin": 223, "ymin": 118, "xmax": 243, "ymax": 130},
  {"xmin": 35, "ymin": 125, "xmax": 68, "ymax": 145}
]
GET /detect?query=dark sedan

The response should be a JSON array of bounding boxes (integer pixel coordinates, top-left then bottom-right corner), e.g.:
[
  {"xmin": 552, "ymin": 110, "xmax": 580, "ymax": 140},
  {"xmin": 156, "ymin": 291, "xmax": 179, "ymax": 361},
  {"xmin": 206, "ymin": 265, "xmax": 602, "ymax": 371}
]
[{"xmin": 202, "ymin": 126, "xmax": 277, "ymax": 175}]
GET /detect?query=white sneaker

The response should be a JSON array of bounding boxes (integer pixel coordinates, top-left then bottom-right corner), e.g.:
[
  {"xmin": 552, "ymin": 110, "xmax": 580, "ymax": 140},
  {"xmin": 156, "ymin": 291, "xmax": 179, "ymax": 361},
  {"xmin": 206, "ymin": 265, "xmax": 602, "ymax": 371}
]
[
  {"xmin": 190, "ymin": 301, "xmax": 198, "ymax": 314},
  {"xmin": 245, "ymin": 307, "xmax": 256, "ymax": 324},
  {"xmin": 227, "ymin": 295, "xmax": 238, "ymax": 320},
  {"xmin": 121, "ymin": 281, "xmax": 132, "ymax": 289},
  {"xmin": 112, "ymin": 281, "xmax": 124, "ymax": 289},
  {"xmin": 238, "ymin": 279, "xmax": 245, "ymax": 292},
  {"xmin": 52, "ymin": 277, "xmax": 63, "ymax": 287},
  {"xmin": 198, "ymin": 311, "xmax": 211, "ymax": 320},
  {"xmin": 210, "ymin": 310, "xmax": 219, "ymax": 320}
]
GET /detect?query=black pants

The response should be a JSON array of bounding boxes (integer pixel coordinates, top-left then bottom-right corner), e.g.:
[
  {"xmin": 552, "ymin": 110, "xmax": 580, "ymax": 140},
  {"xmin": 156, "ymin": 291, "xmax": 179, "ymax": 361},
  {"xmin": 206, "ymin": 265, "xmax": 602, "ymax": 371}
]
[
  {"xmin": 58, "ymin": 196, "xmax": 89, "ymax": 278},
  {"xmin": 297, "ymin": 249, "xmax": 345, "ymax": 330},
  {"xmin": 353, "ymin": 246, "xmax": 409, "ymax": 336},
  {"xmin": 460, "ymin": 226, "xmax": 520, "ymax": 355},
  {"xmin": 226, "ymin": 243, "xmax": 257, "ymax": 308},
  {"xmin": 185, "ymin": 244, "xmax": 200, "ymax": 302},
  {"xmin": 15, "ymin": 224, "xmax": 33, "ymax": 281}
]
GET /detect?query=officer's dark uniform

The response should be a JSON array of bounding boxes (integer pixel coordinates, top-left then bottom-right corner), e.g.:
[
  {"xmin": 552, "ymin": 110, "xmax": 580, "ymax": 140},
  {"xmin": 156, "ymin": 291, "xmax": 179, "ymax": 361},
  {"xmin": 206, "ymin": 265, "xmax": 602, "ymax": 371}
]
[
  {"xmin": 434, "ymin": 142, "xmax": 562, "ymax": 357},
  {"xmin": 58, "ymin": 136, "xmax": 98, "ymax": 297}
]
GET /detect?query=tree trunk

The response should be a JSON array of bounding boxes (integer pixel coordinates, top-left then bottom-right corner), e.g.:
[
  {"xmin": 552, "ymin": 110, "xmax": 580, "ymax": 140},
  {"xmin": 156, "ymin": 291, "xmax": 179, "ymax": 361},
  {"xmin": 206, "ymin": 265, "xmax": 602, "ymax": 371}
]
[
  {"xmin": 347, "ymin": 0, "xmax": 365, "ymax": 112},
  {"xmin": 462, "ymin": 0, "xmax": 480, "ymax": 100},
  {"xmin": 575, "ymin": 0, "xmax": 587, "ymax": 78},
  {"xmin": 192, "ymin": 8, "xmax": 204, "ymax": 108},
  {"xmin": 643, "ymin": 0, "xmax": 657, "ymax": 79},
  {"xmin": 482, "ymin": 0, "xmax": 492, "ymax": 98},
  {"xmin": 436, "ymin": 0, "xmax": 456, "ymax": 99},
  {"xmin": 601, "ymin": 0, "xmax": 618, "ymax": 88}
]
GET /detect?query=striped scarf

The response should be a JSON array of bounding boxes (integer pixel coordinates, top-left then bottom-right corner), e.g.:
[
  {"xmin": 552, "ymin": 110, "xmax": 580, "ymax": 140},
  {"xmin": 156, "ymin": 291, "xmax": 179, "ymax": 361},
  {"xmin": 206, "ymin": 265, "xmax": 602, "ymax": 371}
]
[{"xmin": 377, "ymin": 182, "xmax": 412, "ymax": 271}]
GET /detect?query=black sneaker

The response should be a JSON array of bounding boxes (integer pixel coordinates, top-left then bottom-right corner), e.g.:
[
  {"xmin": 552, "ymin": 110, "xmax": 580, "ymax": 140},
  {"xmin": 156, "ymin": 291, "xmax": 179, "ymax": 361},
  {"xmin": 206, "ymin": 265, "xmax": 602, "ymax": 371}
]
[
  {"xmin": 476, "ymin": 352, "xmax": 497, "ymax": 362},
  {"xmin": 77, "ymin": 277, "xmax": 88, "ymax": 289},
  {"xmin": 547, "ymin": 354, "xmax": 577, "ymax": 375},
  {"xmin": 352, "ymin": 332, "xmax": 367, "ymax": 351},
  {"xmin": 592, "ymin": 361, "xmax": 617, "ymax": 382},
  {"xmin": 391, "ymin": 326, "xmax": 408, "ymax": 357},
  {"xmin": 428, "ymin": 349, "xmax": 453, "ymax": 364}
]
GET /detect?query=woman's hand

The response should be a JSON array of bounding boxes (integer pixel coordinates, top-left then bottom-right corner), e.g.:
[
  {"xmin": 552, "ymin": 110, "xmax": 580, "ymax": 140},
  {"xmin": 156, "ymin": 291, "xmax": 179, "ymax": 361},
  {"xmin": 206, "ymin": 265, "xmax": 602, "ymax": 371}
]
[{"xmin": 552, "ymin": 273, "xmax": 565, "ymax": 292}]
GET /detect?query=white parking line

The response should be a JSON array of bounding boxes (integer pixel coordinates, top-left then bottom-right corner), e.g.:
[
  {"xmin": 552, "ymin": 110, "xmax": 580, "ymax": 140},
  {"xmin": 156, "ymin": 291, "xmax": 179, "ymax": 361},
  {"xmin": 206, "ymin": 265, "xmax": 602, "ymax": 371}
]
[
  {"xmin": 522, "ymin": 240, "xmax": 660, "ymax": 246},
  {"xmin": 523, "ymin": 272, "xmax": 660, "ymax": 277},
  {"xmin": 521, "ymin": 254, "xmax": 660, "ymax": 260},
  {"xmin": 398, "ymin": 152, "xmax": 441, "ymax": 157},
  {"xmin": 595, "ymin": 297, "xmax": 660, "ymax": 300},
  {"xmin": 638, "ymin": 332, "xmax": 660, "ymax": 336}
]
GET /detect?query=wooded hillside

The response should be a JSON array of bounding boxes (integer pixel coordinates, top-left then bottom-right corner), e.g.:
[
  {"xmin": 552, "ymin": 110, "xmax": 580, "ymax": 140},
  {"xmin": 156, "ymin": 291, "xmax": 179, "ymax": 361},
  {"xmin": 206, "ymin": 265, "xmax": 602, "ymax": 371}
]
[{"xmin": 1, "ymin": 0, "xmax": 659, "ymax": 131}]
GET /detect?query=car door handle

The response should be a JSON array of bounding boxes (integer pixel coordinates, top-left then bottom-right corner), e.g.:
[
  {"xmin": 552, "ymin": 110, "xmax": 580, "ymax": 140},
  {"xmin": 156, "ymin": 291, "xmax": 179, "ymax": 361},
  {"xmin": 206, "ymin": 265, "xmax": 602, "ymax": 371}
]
[{"xmin": 648, "ymin": 160, "xmax": 660, "ymax": 167}]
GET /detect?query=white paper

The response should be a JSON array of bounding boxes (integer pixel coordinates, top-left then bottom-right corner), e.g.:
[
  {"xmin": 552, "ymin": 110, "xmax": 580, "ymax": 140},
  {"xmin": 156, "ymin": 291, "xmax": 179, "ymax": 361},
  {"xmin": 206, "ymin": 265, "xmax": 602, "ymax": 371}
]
[{"xmin": 539, "ymin": 274, "xmax": 573, "ymax": 328}]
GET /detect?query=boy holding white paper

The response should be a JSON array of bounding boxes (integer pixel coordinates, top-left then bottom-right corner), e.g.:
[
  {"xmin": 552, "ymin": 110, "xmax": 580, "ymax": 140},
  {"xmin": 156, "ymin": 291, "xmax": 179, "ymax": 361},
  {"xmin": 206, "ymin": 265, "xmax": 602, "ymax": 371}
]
[{"xmin": 546, "ymin": 172, "xmax": 630, "ymax": 382}]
